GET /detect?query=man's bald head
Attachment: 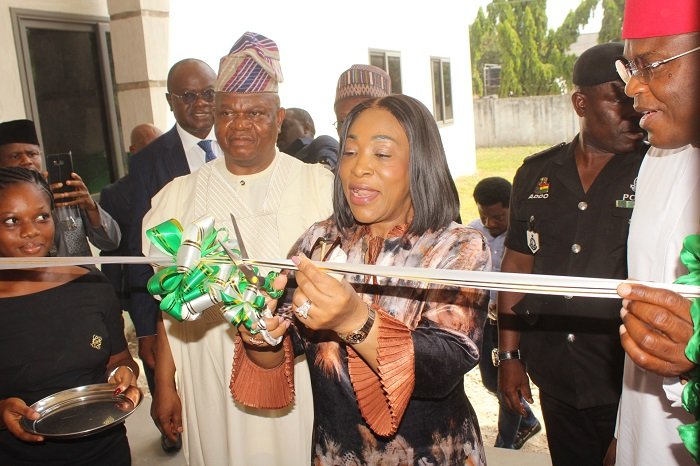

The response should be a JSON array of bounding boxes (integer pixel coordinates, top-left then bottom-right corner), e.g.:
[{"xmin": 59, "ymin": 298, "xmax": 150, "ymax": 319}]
[
  {"xmin": 167, "ymin": 59, "xmax": 215, "ymax": 88},
  {"xmin": 129, "ymin": 123, "xmax": 163, "ymax": 154}
]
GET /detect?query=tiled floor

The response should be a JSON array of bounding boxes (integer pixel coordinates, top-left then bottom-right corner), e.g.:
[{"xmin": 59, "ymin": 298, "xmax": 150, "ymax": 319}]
[
  {"xmin": 126, "ymin": 395, "xmax": 551, "ymax": 466},
  {"xmin": 127, "ymin": 395, "xmax": 186, "ymax": 465},
  {"xmin": 123, "ymin": 315, "xmax": 550, "ymax": 465}
]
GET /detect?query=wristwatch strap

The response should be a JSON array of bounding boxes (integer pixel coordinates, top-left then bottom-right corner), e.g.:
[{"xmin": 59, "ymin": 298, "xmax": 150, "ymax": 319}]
[
  {"xmin": 337, "ymin": 304, "xmax": 376, "ymax": 344},
  {"xmin": 491, "ymin": 348, "xmax": 521, "ymax": 367}
]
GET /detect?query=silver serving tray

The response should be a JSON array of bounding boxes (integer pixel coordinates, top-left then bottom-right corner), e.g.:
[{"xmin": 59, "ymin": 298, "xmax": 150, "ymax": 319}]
[{"xmin": 21, "ymin": 383, "xmax": 143, "ymax": 438}]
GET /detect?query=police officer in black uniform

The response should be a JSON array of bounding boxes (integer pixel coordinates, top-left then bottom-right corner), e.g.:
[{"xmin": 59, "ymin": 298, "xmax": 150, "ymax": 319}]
[{"xmin": 495, "ymin": 43, "xmax": 648, "ymax": 466}]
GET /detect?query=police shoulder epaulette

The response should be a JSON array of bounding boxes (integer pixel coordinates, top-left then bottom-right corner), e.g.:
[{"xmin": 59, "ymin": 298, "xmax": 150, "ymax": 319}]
[{"xmin": 522, "ymin": 142, "xmax": 566, "ymax": 163}]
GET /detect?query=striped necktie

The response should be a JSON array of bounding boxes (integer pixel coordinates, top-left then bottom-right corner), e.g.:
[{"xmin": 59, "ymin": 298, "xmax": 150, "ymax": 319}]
[{"xmin": 198, "ymin": 139, "xmax": 216, "ymax": 162}]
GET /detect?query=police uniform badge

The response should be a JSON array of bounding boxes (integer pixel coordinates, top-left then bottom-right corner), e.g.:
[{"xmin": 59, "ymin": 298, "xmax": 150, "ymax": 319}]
[
  {"xmin": 528, "ymin": 177, "xmax": 550, "ymax": 200},
  {"xmin": 615, "ymin": 177, "xmax": 637, "ymax": 209},
  {"xmin": 527, "ymin": 215, "xmax": 540, "ymax": 254}
]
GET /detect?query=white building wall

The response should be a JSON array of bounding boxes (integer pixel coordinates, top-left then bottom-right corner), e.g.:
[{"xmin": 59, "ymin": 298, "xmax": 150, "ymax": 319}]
[
  {"xmin": 0, "ymin": 1, "xmax": 477, "ymax": 177},
  {"xmin": 0, "ymin": 0, "xmax": 109, "ymax": 121},
  {"xmin": 169, "ymin": 0, "xmax": 477, "ymax": 177}
]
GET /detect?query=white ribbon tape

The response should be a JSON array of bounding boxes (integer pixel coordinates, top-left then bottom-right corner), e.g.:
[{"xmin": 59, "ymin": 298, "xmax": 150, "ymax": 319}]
[{"xmin": 1, "ymin": 256, "xmax": 698, "ymax": 299}]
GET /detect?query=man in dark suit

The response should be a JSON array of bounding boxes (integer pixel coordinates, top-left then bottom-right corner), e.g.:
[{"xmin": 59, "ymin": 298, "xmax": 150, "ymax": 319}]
[
  {"xmin": 276, "ymin": 107, "xmax": 338, "ymax": 171},
  {"xmin": 100, "ymin": 123, "xmax": 162, "ymax": 354},
  {"xmin": 127, "ymin": 59, "xmax": 217, "ymax": 452}
]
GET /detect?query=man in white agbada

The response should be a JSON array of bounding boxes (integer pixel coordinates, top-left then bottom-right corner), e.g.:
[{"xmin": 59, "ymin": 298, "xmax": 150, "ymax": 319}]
[
  {"xmin": 143, "ymin": 32, "xmax": 333, "ymax": 465},
  {"xmin": 605, "ymin": 1, "xmax": 700, "ymax": 465}
]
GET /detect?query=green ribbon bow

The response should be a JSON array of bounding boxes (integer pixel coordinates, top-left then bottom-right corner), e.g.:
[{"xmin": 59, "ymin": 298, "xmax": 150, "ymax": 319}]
[
  {"xmin": 220, "ymin": 281, "xmax": 266, "ymax": 329},
  {"xmin": 675, "ymin": 234, "xmax": 700, "ymax": 463},
  {"xmin": 146, "ymin": 218, "xmax": 225, "ymax": 320},
  {"xmin": 145, "ymin": 217, "xmax": 281, "ymax": 332}
]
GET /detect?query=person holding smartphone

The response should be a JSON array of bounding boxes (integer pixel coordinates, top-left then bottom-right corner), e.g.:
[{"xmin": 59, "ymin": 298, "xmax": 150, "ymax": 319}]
[{"xmin": 0, "ymin": 119, "xmax": 120, "ymax": 256}]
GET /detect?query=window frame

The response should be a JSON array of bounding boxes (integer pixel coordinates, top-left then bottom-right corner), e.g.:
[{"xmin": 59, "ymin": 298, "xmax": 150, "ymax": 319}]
[
  {"xmin": 368, "ymin": 48, "xmax": 402, "ymax": 94},
  {"xmin": 431, "ymin": 56, "xmax": 454, "ymax": 125},
  {"xmin": 10, "ymin": 8, "xmax": 123, "ymax": 186}
]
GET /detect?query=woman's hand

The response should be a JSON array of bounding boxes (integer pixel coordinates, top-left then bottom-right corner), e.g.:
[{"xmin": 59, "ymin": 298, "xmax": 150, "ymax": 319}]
[
  {"xmin": 236, "ymin": 272, "xmax": 291, "ymax": 367},
  {"xmin": 291, "ymin": 254, "xmax": 368, "ymax": 335},
  {"xmin": 238, "ymin": 315, "xmax": 291, "ymax": 349},
  {"xmin": 238, "ymin": 271, "xmax": 291, "ymax": 348},
  {"xmin": 0, "ymin": 397, "xmax": 44, "ymax": 442},
  {"xmin": 107, "ymin": 364, "xmax": 142, "ymax": 411},
  {"xmin": 106, "ymin": 350, "xmax": 140, "ymax": 402},
  {"xmin": 108, "ymin": 365, "xmax": 139, "ymax": 396},
  {"xmin": 262, "ymin": 272, "xmax": 288, "ymax": 317}
]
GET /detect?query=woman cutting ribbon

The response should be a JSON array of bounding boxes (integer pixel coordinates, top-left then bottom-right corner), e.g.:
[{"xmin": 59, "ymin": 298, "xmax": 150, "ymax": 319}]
[
  {"xmin": 232, "ymin": 95, "xmax": 490, "ymax": 464},
  {"xmin": 0, "ymin": 167, "xmax": 139, "ymax": 465}
]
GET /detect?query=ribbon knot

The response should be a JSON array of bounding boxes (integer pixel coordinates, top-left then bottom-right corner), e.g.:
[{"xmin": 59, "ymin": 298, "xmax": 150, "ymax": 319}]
[
  {"xmin": 145, "ymin": 216, "xmax": 279, "ymax": 335},
  {"xmin": 674, "ymin": 234, "xmax": 700, "ymax": 463}
]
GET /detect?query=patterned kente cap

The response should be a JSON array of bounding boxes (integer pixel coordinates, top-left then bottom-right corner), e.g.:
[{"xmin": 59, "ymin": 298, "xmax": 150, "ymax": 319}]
[
  {"xmin": 215, "ymin": 32, "xmax": 283, "ymax": 93},
  {"xmin": 334, "ymin": 64, "xmax": 391, "ymax": 105}
]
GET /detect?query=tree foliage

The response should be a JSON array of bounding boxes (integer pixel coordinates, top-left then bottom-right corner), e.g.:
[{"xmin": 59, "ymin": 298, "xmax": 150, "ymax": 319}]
[
  {"xmin": 598, "ymin": 0, "xmax": 624, "ymax": 43},
  {"xmin": 470, "ymin": 0, "xmax": 604, "ymax": 97}
]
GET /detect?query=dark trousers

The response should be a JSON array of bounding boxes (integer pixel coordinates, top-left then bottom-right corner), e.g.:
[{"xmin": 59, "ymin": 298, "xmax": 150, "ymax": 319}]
[{"xmin": 539, "ymin": 390, "xmax": 618, "ymax": 466}]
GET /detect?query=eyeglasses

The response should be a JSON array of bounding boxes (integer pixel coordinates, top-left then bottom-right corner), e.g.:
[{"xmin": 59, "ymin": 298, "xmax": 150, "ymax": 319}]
[
  {"xmin": 615, "ymin": 46, "xmax": 700, "ymax": 85},
  {"xmin": 168, "ymin": 89, "xmax": 216, "ymax": 104},
  {"xmin": 332, "ymin": 120, "xmax": 344, "ymax": 130}
]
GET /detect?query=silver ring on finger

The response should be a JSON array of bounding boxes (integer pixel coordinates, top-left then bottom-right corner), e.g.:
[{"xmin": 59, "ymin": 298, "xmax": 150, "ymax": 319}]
[{"xmin": 296, "ymin": 299, "xmax": 312, "ymax": 319}]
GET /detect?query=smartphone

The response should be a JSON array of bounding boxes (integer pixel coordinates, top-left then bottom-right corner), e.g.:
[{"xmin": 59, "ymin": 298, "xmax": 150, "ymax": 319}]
[{"xmin": 46, "ymin": 152, "xmax": 74, "ymax": 196}]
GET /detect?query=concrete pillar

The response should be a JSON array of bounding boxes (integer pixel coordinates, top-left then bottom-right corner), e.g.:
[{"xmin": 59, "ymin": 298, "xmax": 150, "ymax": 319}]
[{"xmin": 107, "ymin": 0, "xmax": 169, "ymax": 173}]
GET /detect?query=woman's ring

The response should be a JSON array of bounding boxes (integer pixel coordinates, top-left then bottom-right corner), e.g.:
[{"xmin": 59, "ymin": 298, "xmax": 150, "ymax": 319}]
[
  {"xmin": 248, "ymin": 336, "xmax": 265, "ymax": 347},
  {"xmin": 296, "ymin": 299, "xmax": 312, "ymax": 319}
]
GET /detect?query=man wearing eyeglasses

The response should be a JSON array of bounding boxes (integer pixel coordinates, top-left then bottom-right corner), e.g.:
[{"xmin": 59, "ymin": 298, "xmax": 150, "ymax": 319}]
[
  {"xmin": 497, "ymin": 42, "xmax": 646, "ymax": 466},
  {"xmin": 127, "ymin": 58, "xmax": 219, "ymax": 453},
  {"xmin": 606, "ymin": 1, "xmax": 700, "ymax": 465}
]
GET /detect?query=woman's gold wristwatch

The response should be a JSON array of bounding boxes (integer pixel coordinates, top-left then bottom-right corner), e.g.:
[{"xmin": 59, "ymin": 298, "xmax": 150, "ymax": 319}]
[{"xmin": 337, "ymin": 305, "xmax": 376, "ymax": 344}]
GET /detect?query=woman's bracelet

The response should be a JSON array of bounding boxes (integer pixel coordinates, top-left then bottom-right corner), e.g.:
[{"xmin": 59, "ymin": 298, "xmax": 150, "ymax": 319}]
[{"xmin": 106, "ymin": 365, "xmax": 135, "ymax": 382}]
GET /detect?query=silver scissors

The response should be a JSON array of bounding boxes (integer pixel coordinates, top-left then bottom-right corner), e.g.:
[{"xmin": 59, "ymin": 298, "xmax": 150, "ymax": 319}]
[{"xmin": 218, "ymin": 213, "xmax": 281, "ymax": 345}]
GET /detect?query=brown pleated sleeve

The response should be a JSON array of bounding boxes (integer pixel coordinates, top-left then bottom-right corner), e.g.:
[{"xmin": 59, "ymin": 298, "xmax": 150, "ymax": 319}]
[
  {"xmin": 347, "ymin": 307, "xmax": 415, "ymax": 436},
  {"xmin": 229, "ymin": 334, "xmax": 295, "ymax": 409}
]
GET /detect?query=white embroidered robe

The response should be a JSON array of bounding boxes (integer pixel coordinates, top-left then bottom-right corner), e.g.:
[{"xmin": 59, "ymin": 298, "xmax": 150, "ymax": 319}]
[{"xmin": 143, "ymin": 152, "xmax": 333, "ymax": 466}]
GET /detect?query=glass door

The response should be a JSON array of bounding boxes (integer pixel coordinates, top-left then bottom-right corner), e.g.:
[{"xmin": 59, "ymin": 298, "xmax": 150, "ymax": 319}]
[{"xmin": 13, "ymin": 10, "xmax": 122, "ymax": 193}]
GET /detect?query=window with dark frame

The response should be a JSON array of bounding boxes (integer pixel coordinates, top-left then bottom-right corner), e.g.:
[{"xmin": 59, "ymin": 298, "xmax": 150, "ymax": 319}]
[
  {"xmin": 369, "ymin": 49, "xmax": 402, "ymax": 94},
  {"xmin": 431, "ymin": 57, "xmax": 453, "ymax": 124},
  {"xmin": 11, "ymin": 9, "xmax": 122, "ymax": 193}
]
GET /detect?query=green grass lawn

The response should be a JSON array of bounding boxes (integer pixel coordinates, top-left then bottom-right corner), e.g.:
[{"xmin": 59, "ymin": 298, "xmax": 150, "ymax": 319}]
[{"xmin": 456, "ymin": 145, "xmax": 549, "ymax": 223}]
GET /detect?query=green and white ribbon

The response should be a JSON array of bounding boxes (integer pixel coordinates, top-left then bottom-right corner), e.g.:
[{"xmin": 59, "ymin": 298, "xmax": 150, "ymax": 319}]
[
  {"xmin": 675, "ymin": 234, "xmax": 700, "ymax": 463},
  {"xmin": 144, "ymin": 216, "xmax": 280, "ymax": 342},
  {"xmin": 2, "ymin": 234, "xmax": 700, "ymax": 303},
  {"xmin": 146, "ymin": 217, "xmax": 222, "ymax": 321}
]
